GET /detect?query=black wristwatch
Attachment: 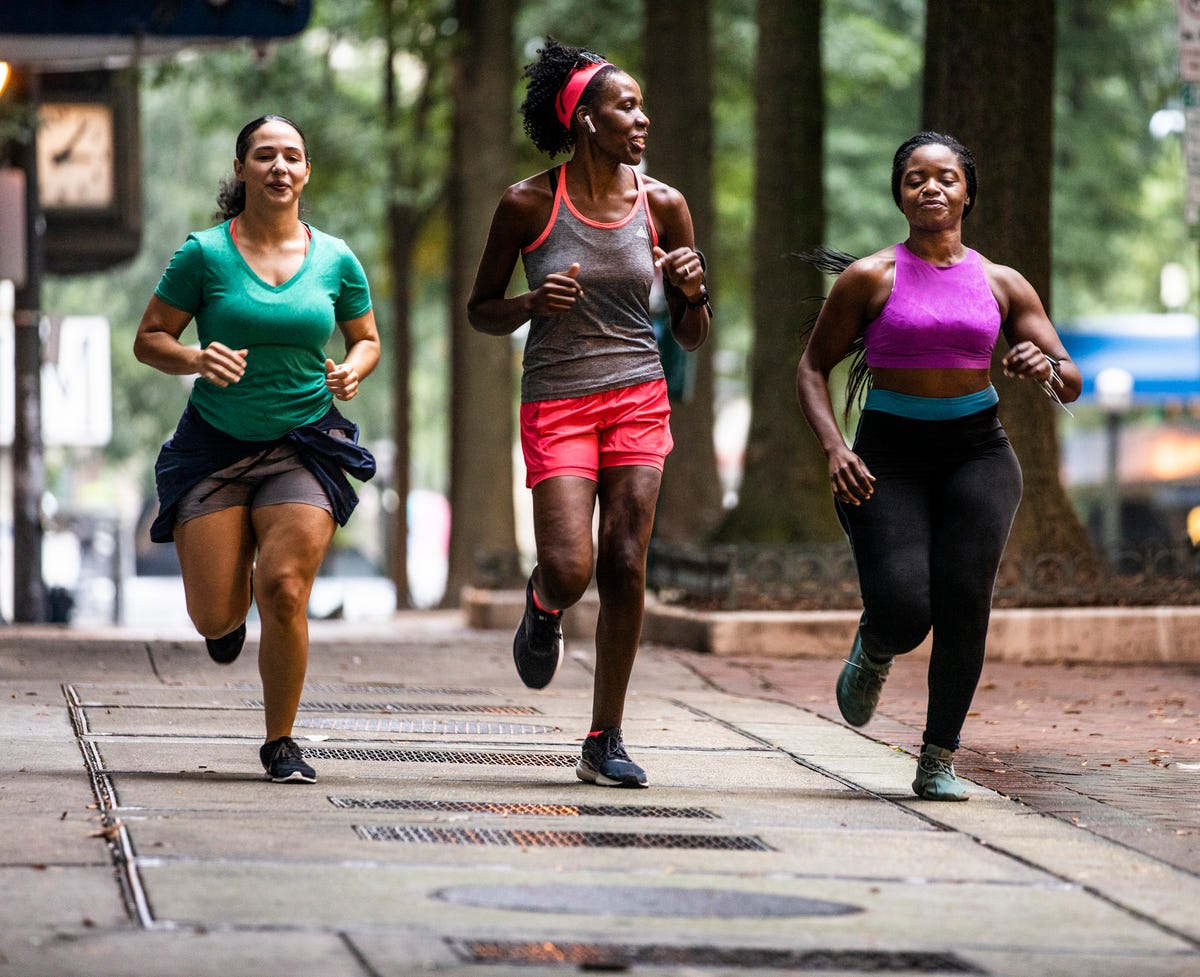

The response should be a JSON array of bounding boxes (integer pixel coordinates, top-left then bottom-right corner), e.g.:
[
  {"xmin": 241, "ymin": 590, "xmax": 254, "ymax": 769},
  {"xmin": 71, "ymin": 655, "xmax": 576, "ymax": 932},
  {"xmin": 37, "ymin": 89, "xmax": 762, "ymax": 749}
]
[{"xmin": 685, "ymin": 283, "xmax": 711, "ymax": 312}]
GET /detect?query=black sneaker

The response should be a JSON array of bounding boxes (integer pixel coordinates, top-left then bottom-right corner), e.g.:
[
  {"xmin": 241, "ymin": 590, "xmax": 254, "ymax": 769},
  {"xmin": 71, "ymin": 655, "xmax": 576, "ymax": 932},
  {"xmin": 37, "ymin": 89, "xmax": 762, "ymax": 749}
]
[
  {"xmin": 205, "ymin": 622, "xmax": 246, "ymax": 665},
  {"xmin": 259, "ymin": 736, "xmax": 316, "ymax": 784},
  {"xmin": 513, "ymin": 577, "xmax": 564, "ymax": 689},
  {"xmin": 576, "ymin": 727, "xmax": 648, "ymax": 788}
]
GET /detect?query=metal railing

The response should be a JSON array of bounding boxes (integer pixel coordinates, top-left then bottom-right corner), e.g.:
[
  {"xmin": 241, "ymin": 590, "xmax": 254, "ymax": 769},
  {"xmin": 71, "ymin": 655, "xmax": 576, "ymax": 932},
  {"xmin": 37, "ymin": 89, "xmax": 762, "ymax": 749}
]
[{"xmin": 647, "ymin": 539, "xmax": 1200, "ymax": 610}]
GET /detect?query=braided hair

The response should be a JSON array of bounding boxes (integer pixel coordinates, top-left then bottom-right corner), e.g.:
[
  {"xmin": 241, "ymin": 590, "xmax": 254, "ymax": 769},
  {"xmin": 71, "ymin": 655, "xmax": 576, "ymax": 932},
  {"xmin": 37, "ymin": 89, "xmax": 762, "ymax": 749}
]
[
  {"xmin": 891, "ymin": 131, "xmax": 977, "ymax": 219},
  {"xmin": 795, "ymin": 248, "xmax": 871, "ymax": 423},
  {"xmin": 520, "ymin": 36, "xmax": 615, "ymax": 157},
  {"xmin": 214, "ymin": 114, "xmax": 309, "ymax": 222}
]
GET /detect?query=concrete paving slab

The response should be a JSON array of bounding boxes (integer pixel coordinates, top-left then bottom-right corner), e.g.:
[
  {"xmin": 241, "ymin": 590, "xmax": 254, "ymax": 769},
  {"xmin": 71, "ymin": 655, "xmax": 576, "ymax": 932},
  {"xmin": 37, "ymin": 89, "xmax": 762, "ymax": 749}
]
[
  {"xmin": 0, "ymin": 866, "xmax": 131, "ymax": 935},
  {"xmin": 966, "ymin": 952, "xmax": 1200, "ymax": 977},
  {"xmin": 132, "ymin": 861, "xmax": 1192, "ymax": 958},
  {"xmin": 0, "ymin": 812, "xmax": 114, "ymax": 867},
  {"xmin": 5, "ymin": 621, "xmax": 1200, "ymax": 977},
  {"xmin": 0, "ymin": 928, "xmax": 371, "ymax": 977}
]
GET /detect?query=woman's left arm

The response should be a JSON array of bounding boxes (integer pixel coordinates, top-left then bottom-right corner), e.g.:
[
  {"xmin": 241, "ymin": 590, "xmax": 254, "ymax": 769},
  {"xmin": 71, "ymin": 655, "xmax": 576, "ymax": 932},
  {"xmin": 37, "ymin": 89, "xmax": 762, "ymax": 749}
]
[
  {"xmin": 326, "ymin": 310, "xmax": 381, "ymax": 402},
  {"xmin": 990, "ymin": 263, "xmax": 1082, "ymax": 404},
  {"xmin": 647, "ymin": 181, "xmax": 710, "ymax": 351}
]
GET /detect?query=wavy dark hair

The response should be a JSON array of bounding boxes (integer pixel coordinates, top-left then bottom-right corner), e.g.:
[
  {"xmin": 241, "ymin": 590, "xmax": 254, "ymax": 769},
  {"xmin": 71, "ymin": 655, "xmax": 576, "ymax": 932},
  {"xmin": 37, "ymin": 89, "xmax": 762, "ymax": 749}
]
[
  {"xmin": 520, "ymin": 36, "xmax": 616, "ymax": 157},
  {"xmin": 214, "ymin": 114, "xmax": 309, "ymax": 222},
  {"xmin": 891, "ymin": 130, "xmax": 977, "ymax": 219}
]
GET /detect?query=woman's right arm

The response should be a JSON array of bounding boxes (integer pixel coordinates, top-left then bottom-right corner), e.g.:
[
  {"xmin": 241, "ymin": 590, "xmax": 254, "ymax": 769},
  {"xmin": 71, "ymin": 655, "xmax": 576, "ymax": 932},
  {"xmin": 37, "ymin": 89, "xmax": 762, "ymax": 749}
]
[
  {"xmin": 467, "ymin": 182, "xmax": 584, "ymax": 336},
  {"xmin": 133, "ymin": 295, "xmax": 247, "ymax": 387},
  {"xmin": 795, "ymin": 263, "xmax": 879, "ymax": 505}
]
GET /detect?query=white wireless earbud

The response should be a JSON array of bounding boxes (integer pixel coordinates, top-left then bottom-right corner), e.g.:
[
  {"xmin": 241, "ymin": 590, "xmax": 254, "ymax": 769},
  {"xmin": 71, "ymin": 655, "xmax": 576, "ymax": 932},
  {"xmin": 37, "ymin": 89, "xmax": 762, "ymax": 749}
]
[{"xmin": 584, "ymin": 115, "xmax": 596, "ymax": 133}]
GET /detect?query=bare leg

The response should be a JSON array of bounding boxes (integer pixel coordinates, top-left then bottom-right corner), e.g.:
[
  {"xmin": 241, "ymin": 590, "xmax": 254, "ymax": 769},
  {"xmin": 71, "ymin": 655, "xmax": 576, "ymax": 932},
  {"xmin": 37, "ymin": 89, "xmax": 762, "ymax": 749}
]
[
  {"xmin": 590, "ymin": 465, "xmax": 661, "ymax": 731},
  {"xmin": 174, "ymin": 507, "xmax": 256, "ymax": 639},
  {"xmin": 249, "ymin": 503, "xmax": 335, "ymax": 741},
  {"xmin": 529, "ymin": 475, "xmax": 599, "ymax": 611}
]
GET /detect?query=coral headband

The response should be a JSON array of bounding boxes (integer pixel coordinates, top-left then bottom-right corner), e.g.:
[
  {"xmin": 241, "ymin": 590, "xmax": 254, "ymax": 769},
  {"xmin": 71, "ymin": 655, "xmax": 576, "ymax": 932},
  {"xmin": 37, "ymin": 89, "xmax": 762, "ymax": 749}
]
[{"xmin": 555, "ymin": 60, "xmax": 610, "ymax": 128}]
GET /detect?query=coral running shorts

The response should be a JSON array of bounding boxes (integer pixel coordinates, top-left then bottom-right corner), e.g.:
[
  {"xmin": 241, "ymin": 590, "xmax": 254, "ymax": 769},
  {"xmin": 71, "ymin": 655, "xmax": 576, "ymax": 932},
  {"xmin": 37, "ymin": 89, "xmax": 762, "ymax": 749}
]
[{"xmin": 519, "ymin": 379, "xmax": 674, "ymax": 488}]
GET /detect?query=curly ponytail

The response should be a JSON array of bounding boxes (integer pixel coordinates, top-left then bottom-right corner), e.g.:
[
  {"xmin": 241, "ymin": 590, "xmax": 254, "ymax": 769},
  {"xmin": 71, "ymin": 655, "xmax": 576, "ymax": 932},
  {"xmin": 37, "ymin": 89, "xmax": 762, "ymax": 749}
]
[{"xmin": 520, "ymin": 36, "xmax": 614, "ymax": 157}]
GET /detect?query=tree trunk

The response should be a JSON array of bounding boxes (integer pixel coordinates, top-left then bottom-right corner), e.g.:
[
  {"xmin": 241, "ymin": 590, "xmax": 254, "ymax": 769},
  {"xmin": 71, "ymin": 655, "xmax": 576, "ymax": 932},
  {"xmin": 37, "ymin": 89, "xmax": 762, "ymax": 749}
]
[
  {"xmin": 382, "ymin": 0, "xmax": 410, "ymax": 607},
  {"xmin": 642, "ymin": 0, "xmax": 722, "ymax": 542},
  {"xmin": 923, "ymin": 0, "xmax": 1091, "ymax": 562},
  {"xmin": 382, "ymin": 0, "xmax": 448, "ymax": 607},
  {"xmin": 444, "ymin": 0, "xmax": 522, "ymax": 604},
  {"xmin": 717, "ymin": 0, "xmax": 839, "ymax": 543}
]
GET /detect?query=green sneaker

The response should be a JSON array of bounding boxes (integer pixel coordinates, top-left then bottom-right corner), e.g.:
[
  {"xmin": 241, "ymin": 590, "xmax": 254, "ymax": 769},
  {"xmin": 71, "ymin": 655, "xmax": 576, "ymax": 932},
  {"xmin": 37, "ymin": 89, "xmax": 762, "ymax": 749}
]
[
  {"xmin": 912, "ymin": 744, "xmax": 968, "ymax": 801},
  {"xmin": 835, "ymin": 629, "xmax": 891, "ymax": 727}
]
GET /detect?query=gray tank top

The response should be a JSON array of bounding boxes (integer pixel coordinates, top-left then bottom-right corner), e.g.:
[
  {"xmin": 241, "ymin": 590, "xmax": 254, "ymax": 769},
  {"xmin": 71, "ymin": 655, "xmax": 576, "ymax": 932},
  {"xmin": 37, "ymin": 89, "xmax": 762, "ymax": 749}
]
[{"xmin": 519, "ymin": 164, "xmax": 665, "ymax": 403}]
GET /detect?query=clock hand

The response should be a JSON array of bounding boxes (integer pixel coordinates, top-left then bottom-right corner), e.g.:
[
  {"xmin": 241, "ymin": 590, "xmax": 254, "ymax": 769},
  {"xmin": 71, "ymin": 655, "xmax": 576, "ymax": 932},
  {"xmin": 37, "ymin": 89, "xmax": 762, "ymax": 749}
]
[{"xmin": 51, "ymin": 118, "xmax": 88, "ymax": 165}]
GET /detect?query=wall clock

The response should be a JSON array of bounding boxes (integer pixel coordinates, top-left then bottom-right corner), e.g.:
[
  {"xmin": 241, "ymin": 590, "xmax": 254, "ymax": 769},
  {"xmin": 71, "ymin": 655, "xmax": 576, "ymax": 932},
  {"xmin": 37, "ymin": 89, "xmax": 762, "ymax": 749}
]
[
  {"xmin": 36, "ymin": 70, "xmax": 142, "ymax": 274},
  {"xmin": 36, "ymin": 100, "xmax": 116, "ymax": 211}
]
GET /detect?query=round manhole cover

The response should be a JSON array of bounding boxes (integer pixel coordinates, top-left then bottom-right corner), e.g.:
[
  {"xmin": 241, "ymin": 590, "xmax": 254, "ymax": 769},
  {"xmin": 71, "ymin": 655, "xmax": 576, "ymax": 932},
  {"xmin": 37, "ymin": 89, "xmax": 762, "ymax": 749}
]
[{"xmin": 435, "ymin": 884, "xmax": 860, "ymax": 919}]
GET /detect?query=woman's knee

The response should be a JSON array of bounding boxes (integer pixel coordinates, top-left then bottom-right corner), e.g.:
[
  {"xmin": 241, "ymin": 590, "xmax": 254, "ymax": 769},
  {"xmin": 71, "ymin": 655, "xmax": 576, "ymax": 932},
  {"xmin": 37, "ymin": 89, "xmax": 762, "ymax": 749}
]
[
  {"xmin": 862, "ymin": 592, "xmax": 932, "ymax": 655},
  {"xmin": 187, "ymin": 602, "xmax": 247, "ymax": 640},
  {"xmin": 594, "ymin": 541, "xmax": 647, "ymax": 597},
  {"xmin": 253, "ymin": 567, "xmax": 313, "ymax": 621},
  {"xmin": 535, "ymin": 555, "xmax": 593, "ymax": 609}
]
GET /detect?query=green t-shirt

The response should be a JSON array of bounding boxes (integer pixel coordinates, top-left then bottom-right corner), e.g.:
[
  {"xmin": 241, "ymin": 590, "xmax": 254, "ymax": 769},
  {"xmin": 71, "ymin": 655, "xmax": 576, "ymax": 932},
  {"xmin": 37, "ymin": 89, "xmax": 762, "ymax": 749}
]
[{"xmin": 154, "ymin": 221, "xmax": 372, "ymax": 441}]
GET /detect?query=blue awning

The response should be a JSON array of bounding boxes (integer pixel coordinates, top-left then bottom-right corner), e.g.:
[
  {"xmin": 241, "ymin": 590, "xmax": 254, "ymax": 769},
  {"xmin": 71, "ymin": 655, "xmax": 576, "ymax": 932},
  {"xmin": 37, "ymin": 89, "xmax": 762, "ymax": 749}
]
[{"xmin": 1058, "ymin": 314, "xmax": 1200, "ymax": 403}]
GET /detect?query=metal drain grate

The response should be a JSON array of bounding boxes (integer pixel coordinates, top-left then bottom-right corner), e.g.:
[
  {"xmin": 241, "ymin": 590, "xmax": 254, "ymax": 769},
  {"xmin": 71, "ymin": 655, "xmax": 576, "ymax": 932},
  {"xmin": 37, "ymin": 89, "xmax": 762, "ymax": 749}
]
[
  {"xmin": 446, "ymin": 940, "xmax": 985, "ymax": 972},
  {"xmin": 227, "ymin": 681, "xmax": 493, "ymax": 694},
  {"xmin": 293, "ymin": 717, "xmax": 555, "ymax": 735},
  {"xmin": 328, "ymin": 797, "xmax": 717, "ymax": 819},
  {"xmin": 355, "ymin": 825, "xmax": 772, "ymax": 850},
  {"xmin": 243, "ymin": 700, "xmax": 538, "ymax": 715},
  {"xmin": 303, "ymin": 747, "xmax": 575, "ymax": 767}
]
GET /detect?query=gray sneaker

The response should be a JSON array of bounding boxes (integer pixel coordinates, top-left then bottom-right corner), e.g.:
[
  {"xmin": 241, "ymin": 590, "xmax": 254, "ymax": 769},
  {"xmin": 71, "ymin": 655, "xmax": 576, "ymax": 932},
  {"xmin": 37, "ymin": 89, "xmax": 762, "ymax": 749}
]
[
  {"xmin": 835, "ymin": 628, "xmax": 891, "ymax": 726},
  {"xmin": 912, "ymin": 744, "xmax": 968, "ymax": 801}
]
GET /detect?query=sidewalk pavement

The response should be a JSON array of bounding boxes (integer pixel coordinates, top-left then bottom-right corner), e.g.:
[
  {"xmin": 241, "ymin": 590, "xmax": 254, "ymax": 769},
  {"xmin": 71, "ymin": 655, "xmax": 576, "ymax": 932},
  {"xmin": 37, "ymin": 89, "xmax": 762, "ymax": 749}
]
[{"xmin": 1, "ymin": 610, "xmax": 1198, "ymax": 977}]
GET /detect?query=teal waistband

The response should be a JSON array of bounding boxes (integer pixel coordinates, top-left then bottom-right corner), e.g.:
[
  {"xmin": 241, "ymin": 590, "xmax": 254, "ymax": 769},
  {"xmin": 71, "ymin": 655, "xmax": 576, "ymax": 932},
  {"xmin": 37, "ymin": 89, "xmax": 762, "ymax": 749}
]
[{"xmin": 864, "ymin": 386, "xmax": 999, "ymax": 420}]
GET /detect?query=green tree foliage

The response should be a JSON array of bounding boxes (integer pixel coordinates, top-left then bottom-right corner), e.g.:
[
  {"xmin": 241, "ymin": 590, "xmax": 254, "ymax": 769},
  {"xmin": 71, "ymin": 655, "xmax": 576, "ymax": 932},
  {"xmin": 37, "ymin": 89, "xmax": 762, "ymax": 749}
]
[
  {"xmin": 823, "ymin": 0, "xmax": 924, "ymax": 258},
  {"xmin": 31, "ymin": 0, "xmax": 1193, "ymax": 564},
  {"xmin": 1054, "ymin": 0, "xmax": 1192, "ymax": 317}
]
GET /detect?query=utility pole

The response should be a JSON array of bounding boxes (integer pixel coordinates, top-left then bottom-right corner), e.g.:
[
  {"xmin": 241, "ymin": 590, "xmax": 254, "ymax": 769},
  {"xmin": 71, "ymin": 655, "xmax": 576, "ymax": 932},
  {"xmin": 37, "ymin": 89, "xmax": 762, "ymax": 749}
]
[{"xmin": 11, "ymin": 71, "xmax": 45, "ymax": 622}]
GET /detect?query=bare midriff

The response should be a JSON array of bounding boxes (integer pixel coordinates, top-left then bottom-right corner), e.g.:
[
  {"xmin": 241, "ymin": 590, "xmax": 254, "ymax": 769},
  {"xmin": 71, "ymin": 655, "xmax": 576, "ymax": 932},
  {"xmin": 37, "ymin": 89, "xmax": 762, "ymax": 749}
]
[{"xmin": 870, "ymin": 366, "xmax": 992, "ymax": 399}]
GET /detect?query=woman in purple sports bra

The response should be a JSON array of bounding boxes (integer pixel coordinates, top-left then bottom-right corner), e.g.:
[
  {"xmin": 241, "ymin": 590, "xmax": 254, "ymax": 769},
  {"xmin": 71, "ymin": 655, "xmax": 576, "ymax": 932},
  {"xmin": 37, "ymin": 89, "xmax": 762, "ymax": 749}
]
[
  {"xmin": 468, "ymin": 38, "xmax": 711, "ymax": 789},
  {"xmin": 796, "ymin": 132, "xmax": 1082, "ymax": 801}
]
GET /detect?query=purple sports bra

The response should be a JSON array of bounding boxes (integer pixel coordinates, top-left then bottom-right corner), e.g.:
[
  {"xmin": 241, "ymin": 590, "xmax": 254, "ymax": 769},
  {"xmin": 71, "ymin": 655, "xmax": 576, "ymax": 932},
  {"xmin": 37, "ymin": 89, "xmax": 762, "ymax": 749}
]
[{"xmin": 864, "ymin": 242, "xmax": 1001, "ymax": 369}]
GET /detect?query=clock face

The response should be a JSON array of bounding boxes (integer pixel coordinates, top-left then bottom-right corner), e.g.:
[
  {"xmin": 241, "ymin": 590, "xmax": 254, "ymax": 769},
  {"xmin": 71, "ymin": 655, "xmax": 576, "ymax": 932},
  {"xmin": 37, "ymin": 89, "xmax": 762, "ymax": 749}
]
[{"xmin": 36, "ymin": 101, "xmax": 116, "ymax": 210}]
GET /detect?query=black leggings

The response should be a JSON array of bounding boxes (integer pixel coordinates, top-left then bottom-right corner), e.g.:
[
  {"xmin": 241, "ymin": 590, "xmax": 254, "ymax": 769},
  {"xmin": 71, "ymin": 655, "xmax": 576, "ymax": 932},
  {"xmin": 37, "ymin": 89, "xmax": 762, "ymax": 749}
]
[{"xmin": 837, "ymin": 406, "xmax": 1022, "ymax": 751}]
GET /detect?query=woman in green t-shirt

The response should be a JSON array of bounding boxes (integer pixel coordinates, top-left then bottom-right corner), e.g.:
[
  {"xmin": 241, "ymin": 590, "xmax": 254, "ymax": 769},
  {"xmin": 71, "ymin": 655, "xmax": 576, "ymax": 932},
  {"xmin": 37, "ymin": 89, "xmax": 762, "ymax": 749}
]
[{"xmin": 134, "ymin": 115, "xmax": 381, "ymax": 784}]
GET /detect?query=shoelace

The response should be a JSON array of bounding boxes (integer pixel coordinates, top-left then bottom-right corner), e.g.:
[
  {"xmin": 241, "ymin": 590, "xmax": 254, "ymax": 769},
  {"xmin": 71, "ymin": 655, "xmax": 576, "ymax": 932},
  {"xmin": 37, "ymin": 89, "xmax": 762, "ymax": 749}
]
[
  {"xmin": 591, "ymin": 731, "xmax": 629, "ymax": 762},
  {"xmin": 194, "ymin": 449, "xmax": 273, "ymax": 504},
  {"xmin": 920, "ymin": 754, "xmax": 954, "ymax": 776},
  {"xmin": 842, "ymin": 656, "xmax": 886, "ymax": 685}
]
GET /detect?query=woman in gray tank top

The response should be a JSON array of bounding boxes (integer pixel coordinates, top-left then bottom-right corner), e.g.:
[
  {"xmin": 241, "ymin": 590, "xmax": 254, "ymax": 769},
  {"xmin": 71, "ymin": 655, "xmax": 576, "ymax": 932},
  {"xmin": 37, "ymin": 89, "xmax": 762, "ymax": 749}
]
[{"xmin": 468, "ymin": 37, "xmax": 711, "ymax": 788}]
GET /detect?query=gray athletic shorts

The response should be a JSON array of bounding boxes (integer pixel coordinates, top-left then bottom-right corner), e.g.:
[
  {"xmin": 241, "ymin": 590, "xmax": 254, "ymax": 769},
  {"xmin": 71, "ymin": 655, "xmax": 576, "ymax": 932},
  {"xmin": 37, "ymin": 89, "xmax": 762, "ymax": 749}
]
[{"xmin": 174, "ymin": 442, "xmax": 335, "ymax": 529}]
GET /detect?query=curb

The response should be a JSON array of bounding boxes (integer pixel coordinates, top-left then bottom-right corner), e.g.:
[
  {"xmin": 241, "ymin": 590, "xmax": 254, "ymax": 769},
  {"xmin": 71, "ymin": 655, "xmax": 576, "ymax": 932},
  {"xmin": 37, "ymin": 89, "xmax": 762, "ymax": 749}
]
[{"xmin": 461, "ymin": 588, "xmax": 1200, "ymax": 664}]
